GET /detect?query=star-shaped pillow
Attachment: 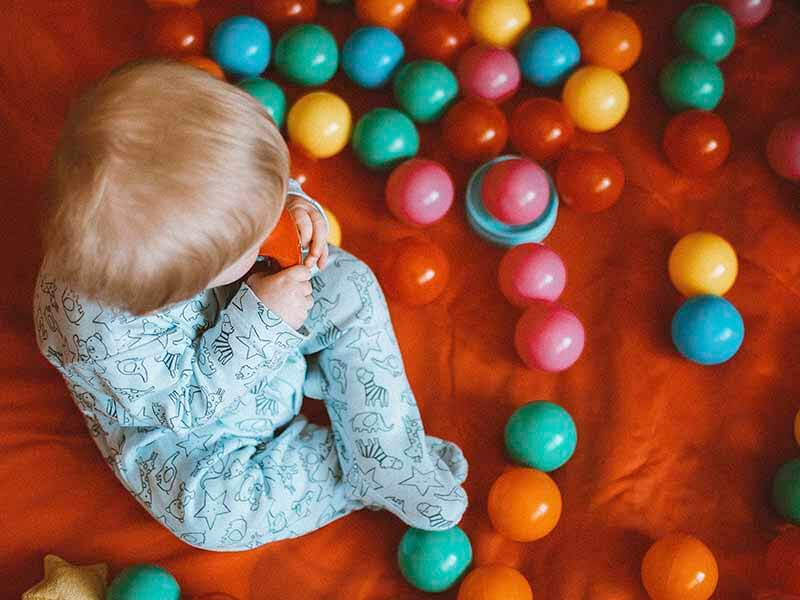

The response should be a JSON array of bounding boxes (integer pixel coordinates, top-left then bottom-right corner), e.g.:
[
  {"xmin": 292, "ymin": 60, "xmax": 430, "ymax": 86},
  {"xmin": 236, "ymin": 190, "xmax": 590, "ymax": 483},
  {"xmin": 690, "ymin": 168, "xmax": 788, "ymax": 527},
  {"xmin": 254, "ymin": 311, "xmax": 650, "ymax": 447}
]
[{"xmin": 23, "ymin": 554, "xmax": 107, "ymax": 600}]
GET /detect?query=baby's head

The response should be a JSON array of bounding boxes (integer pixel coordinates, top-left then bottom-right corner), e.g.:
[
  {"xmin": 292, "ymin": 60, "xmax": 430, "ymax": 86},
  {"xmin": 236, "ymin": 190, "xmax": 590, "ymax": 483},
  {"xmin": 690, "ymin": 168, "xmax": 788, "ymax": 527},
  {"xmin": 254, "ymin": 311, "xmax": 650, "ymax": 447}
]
[{"xmin": 43, "ymin": 60, "xmax": 288, "ymax": 315}]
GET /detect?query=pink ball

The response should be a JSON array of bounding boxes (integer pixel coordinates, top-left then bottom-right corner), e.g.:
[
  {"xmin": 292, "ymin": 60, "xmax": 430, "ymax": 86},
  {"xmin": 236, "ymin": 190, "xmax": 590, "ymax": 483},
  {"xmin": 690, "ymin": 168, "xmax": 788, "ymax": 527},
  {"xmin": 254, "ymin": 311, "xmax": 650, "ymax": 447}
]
[
  {"xmin": 481, "ymin": 158, "xmax": 550, "ymax": 225},
  {"xmin": 514, "ymin": 302, "xmax": 585, "ymax": 372},
  {"xmin": 498, "ymin": 243, "xmax": 566, "ymax": 307},
  {"xmin": 766, "ymin": 118, "xmax": 800, "ymax": 181},
  {"xmin": 725, "ymin": 0, "xmax": 772, "ymax": 28},
  {"xmin": 386, "ymin": 159, "xmax": 455, "ymax": 226},
  {"xmin": 457, "ymin": 45, "xmax": 521, "ymax": 103}
]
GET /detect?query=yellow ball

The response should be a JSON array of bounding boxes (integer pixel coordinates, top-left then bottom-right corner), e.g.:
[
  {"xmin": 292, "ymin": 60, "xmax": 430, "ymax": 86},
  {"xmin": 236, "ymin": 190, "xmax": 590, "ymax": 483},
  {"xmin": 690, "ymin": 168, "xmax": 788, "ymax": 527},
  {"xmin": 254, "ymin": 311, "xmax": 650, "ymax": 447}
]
[
  {"xmin": 468, "ymin": 0, "xmax": 531, "ymax": 47},
  {"xmin": 668, "ymin": 232, "xmax": 738, "ymax": 297},
  {"xmin": 288, "ymin": 92, "xmax": 352, "ymax": 159},
  {"xmin": 562, "ymin": 66, "xmax": 630, "ymax": 132},
  {"xmin": 324, "ymin": 206, "xmax": 342, "ymax": 247},
  {"xmin": 794, "ymin": 408, "xmax": 800, "ymax": 446}
]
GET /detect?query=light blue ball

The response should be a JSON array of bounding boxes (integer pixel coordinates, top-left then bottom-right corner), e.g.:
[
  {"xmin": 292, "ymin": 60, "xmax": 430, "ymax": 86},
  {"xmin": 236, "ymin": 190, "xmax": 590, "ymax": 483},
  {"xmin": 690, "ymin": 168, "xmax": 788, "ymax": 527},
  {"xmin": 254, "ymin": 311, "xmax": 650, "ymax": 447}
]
[
  {"xmin": 342, "ymin": 26, "xmax": 405, "ymax": 89},
  {"xmin": 671, "ymin": 295, "xmax": 744, "ymax": 365},
  {"xmin": 210, "ymin": 16, "xmax": 271, "ymax": 78},
  {"xmin": 517, "ymin": 26, "xmax": 580, "ymax": 87}
]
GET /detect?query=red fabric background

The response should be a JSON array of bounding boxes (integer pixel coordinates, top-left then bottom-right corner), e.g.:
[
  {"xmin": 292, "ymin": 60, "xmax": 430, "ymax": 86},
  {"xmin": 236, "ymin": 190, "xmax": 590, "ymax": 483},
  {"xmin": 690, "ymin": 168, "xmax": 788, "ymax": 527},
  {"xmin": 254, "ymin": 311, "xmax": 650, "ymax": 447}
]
[{"xmin": 2, "ymin": 1, "xmax": 799, "ymax": 598}]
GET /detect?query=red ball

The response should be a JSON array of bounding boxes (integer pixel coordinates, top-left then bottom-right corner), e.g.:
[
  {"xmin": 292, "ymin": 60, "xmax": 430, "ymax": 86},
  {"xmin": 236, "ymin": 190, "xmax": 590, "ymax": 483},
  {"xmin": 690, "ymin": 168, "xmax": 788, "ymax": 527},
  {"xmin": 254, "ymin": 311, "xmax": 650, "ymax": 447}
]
[
  {"xmin": 379, "ymin": 238, "xmax": 450, "ymax": 305},
  {"xmin": 663, "ymin": 110, "xmax": 731, "ymax": 176},
  {"xmin": 191, "ymin": 595, "xmax": 239, "ymax": 600},
  {"xmin": 442, "ymin": 98, "xmax": 509, "ymax": 163},
  {"xmin": 146, "ymin": 0, "xmax": 199, "ymax": 7},
  {"xmin": 514, "ymin": 302, "xmax": 585, "ymax": 372},
  {"xmin": 356, "ymin": 0, "xmax": 417, "ymax": 31},
  {"xmin": 405, "ymin": 6, "xmax": 471, "ymax": 64},
  {"xmin": 767, "ymin": 528, "xmax": 800, "ymax": 594},
  {"xmin": 481, "ymin": 158, "xmax": 550, "ymax": 225},
  {"xmin": 145, "ymin": 7, "xmax": 205, "ymax": 57},
  {"xmin": 766, "ymin": 118, "xmax": 800, "ymax": 181},
  {"xmin": 510, "ymin": 98, "xmax": 575, "ymax": 162},
  {"xmin": 254, "ymin": 0, "xmax": 318, "ymax": 30},
  {"xmin": 555, "ymin": 149, "xmax": 625, "ymax": 213},
  {"xmin": 499, "ymin": 243, "xmax": 566, "ymax": 307}
]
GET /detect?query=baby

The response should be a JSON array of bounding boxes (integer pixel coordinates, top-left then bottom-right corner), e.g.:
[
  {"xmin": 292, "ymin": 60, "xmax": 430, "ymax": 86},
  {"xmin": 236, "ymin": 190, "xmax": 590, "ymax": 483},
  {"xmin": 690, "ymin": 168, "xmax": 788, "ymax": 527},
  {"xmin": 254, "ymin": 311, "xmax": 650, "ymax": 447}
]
[{"xmin": 33, "ymin": 61, "xmax": 468, "ymax": 551}]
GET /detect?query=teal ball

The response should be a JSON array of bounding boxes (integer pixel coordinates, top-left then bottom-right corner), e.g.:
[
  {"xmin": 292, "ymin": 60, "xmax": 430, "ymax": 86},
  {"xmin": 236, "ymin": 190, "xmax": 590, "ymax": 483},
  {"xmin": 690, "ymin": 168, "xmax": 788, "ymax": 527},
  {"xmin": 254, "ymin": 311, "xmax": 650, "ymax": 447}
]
[
  {"xmin": 275, "ymin": 24, "xmax": 339, "ymax": 86},
  {"xmin": 659, "ymin": 55, "xmax": 724, "ymax": 111},
  {"xmin": 106, "ymin": 565, "xmax": 180, "ymax": 600},
  {"xmin": 352, "ymin": 108, "xmax": 420, "ymax": 170},
  {"xmin": 397, "ymin": 526, "xmax": 472, "ymax": 593},
  {"xmin": 675, "ymin": 3, "xmax": 736, "ymax": 63},
  {"xmin": 237, "ymin": 78, "xmax": 286, "ymax": 128},
  {"xmin": 505, "ymin": 401, "xmax": 577, "ymax": 472},
  {"xmin": 393, "ymin": 60, "xmax": 459, "ymax": 123}
]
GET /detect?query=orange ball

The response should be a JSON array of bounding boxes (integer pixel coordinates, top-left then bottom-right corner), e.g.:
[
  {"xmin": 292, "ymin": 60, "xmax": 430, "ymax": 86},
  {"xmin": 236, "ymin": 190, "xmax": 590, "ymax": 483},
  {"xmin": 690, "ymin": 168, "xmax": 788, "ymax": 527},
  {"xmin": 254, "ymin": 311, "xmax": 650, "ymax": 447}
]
[
  {"xmin": 405, "ymin": 6, "xmax": 471, "ymax": 64},
  {"xmin": 510, "ymin": 98, "xmax": 574, "ymax": 162},
  {"xmin": 254, "ymin": 0, "xmax": 318, "ymax": 30},
  {"xmin": 641, "ymin": 534, "xmax": 719, "ymax": 600},
  {"xmin": 442, "ymin": 98, "xmax": 509, "ymax": 162},
  {"xmin": 380, "ymin": 238, "xmax": 450, "ymax": 305},
  {"xmin": 146, "ymin": 0, "xmax": 199, "ymax": 7},
  {"xmin": 180, "ymin": 56, "xmax": 225, "ymax": 79},
  {"xmin": 543, "ymin": 0, "xmax": 607, "ymax": 29},
  {"xmin": 356, "ymin": 0, "xmax": 417, "ymax": 31},
  {"xmin": 578, "ymin": 10, "xmax": 642, "ymax": 73},
  {"xmin": 144, "ymin": 7, "xmax": 205, "ymax": 57},
  {"xmin": 487, "ymin": 468, "xmax": 562, "ymax": 542},
  {"xmin": 458, "ymin": 566, "xmax": 533, "ymax": 600}
]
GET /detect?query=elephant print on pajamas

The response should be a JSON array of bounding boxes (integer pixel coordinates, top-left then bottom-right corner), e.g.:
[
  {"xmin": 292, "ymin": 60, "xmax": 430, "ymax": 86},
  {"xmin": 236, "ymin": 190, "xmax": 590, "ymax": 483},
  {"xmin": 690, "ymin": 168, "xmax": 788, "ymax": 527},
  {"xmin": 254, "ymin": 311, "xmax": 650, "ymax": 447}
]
[{"xmin": 351, "ymin": 412, "xmax": 393, "ymax": 434}]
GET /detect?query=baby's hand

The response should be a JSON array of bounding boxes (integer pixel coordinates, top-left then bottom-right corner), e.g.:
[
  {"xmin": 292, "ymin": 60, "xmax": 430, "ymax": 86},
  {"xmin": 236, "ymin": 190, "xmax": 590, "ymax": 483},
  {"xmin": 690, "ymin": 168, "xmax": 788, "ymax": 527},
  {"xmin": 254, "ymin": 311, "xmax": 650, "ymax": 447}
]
[
  {"xmin": 288, "ymin": 198, "xmax": 329, "ymax": 270},
  {"xmin": 247, "ymin": 265, "xmax": 313, "ymax": 330}
]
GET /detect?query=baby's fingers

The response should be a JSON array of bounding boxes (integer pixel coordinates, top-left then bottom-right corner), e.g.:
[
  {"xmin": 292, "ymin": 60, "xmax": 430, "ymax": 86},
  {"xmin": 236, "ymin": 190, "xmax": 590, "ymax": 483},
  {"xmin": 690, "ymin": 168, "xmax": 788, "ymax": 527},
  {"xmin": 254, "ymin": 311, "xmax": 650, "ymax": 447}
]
[
  {"xmin": 291, "ymin": 207, "xmax": 313, "ymax": 246},
  {"xmin": 308, "ymin": 209, "xmax": 329, "ymax": 259},
  {"xmin": 284, "ymin": 265, "xmax": 313, "ymax": 282}
]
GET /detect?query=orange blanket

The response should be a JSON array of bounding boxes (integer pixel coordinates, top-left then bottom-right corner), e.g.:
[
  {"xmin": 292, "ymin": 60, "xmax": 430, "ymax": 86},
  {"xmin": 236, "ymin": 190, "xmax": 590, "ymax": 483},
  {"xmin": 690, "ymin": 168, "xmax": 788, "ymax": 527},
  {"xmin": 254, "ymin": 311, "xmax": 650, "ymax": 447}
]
[{"xmin": 2, "ymin": 1, "xmax": 799, "ymax": 598}]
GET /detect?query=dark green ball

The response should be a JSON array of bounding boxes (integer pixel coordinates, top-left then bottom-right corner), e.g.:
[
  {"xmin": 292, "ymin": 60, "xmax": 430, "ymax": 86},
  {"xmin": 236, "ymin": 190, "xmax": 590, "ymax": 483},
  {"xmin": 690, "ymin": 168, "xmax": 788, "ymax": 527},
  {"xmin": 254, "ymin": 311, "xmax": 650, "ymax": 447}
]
[
  {"xmin": 773, "ymin": 458, "xmax": 800, "ymax": 524},
  {"xmin": 106, "ymin": 565, "xmax": 180, "ymax": 600},
  {"xmin": 393, "ymin": 60, "xmax": 459, "ymax": 124},
  {"xmin": 659, "ymin": 55, "xmax": 724, "ymax": 112},
  {"xmin": 275, "ymin": 24, "xmax": 339, "ymax": 86},
  {"xmin": 237, "ymin": 78, "xmax": 286, "ymax": 128},
  {"xmin": 351, "ymin": 108, "xmax": 419, "ymax": 170},
  {"xmin": 397, "ymin": 526, "xmax": 472, "ymax": 592},
  {"xmin": 675, "ymin": 3, "xmax": 736, "ymax": 63}
]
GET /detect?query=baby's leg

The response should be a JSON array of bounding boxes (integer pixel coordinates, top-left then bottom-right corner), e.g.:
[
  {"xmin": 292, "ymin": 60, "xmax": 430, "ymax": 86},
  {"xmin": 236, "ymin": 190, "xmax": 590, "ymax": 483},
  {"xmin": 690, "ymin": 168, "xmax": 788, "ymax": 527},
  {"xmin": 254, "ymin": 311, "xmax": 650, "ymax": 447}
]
[{"xmin": 299, "ymin": 247, "xmax": 468, "ymax": 530}]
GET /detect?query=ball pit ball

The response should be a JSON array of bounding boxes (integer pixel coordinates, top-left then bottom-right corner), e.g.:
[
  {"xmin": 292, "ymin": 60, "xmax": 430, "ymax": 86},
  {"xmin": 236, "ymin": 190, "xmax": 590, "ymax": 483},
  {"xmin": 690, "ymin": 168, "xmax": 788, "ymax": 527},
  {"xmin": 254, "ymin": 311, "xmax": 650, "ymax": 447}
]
[
  {"xmin": 145, "ymin": 7, "xmax": 205, "ymax": 57},
  {"xmin": 505, "ymin": 401, "xmax": 577, "ymax": 471},
  {"xmin": 517, "ymin": 27, "xmax": 581, "ymax": 88},
  {"xmin": 457, "ymin": 566, "xmax": 533, "ymax": 600},
  {"xmin": 675, "ymin": 3, "xmax": 736, "ymax": 63},
  {"xmin": 352, "ymin": 108, "xmax": 419, "ymax": 170},
  {"xmin": 397, "ymin": 526, "xmax": 473, "ymax": 593},
  {"xmin": 106, "ymin": 564, "xmax": 180, "ymax": 600},
  {"xmin": 767, "ymin": 528, "xmax": 800, "ymax": 594},
  {"xmin": 405, "ymin": 6, "xmax": 471, "ymax": 64},
  {"xmin": 662, "ymin": 110, "xmax": 731, "ymax": 175},
  {"xmin": 393, "ymin": 60, "xmax": 459, "ymax": 123},
  {"xmin": 510, "ymin": 98, "xmax": 574, "ymax": 162},
  {"xmin": 342, "ymin": 27, "xmax": 404, "ymax": 89},
  {"xmin": 287, "ymin": 91, "xmax": 352, "ymax": 159},
  {"xmin": 766, "ymin": 118, "xmax": 800, "ymax": 181},
  {"xmin": 671, "ymin": 295, "xmax": 744, "ymax": 365},
  {"xmin": 386, "ymin": 159, "xmax": 454, "ymax": 226},
  {"xmin": 380, "ymin": 237, "xmax": 450, "ymax": 305},
  {"xmin": 457, "ymin": 45, "xmax": 520, "ymax": 103},
  {"xmin": 180, "ymin": 56, "xmax": 225, "ymax": 79},
  {"xmin": 514, "ymin": 302, "xmax": 585, "ymax": 372},
  {"xmin": 431, "ymin": 0, "xmax": 464, "ymax": 9},
  {"xmin": 253, "ymin": 0, "xmax": 317, "ymax": 30},
  {"xmin": 555, "ymin": 149, "xmax": 625, "ymax": 213},
  {"xmin": 668, "ymin": 232, "xmax": 738, "ymax": 297},
  {"xmin": 543, "ymin": 0, "xmax": 608, "ymax": 30},
  {"xmin": 146, "ymin": 0, "xmax": 198, "ymax": 7},
  {"xmin": 355, "ymin": 0, "xmax": 416, "ymax": 31},
  {"xmin": 238, "ymin": 78, "xmax": 287, "ymax": 128},
  {"xmin": 192, "ymin": 595, "xmax": 239, "ymax": 600},
  {"xmin": 481, "ymin": 158, "xmax": 550, "ymax": 225},
  {"xmin": 210, "ymin": 16, "xmax": 271, "ymax": 78},
  {"xmin": 725, "ymin": 0, "xmax": 772, "ymax": 28},
  {"xmin": 324, "ymin": 207, "xmax": 342, "ymax": 246},
  {"xmin": 773, "ymin": 458, "xmax": 800, "ymax": 524},
  {"xmin": 442, "ymin": 98, "xmax": 509, "ymax": 163},
  {"xmin": 659, "ymin": 55, "xmax": 724, "ymax": 112},
  {"xmin": 467, "ymin": 0, "xmax": 531, "ymax": 48},
  {"xmin": 641, "ymin": 534, "xmax": 719, "ymax": 600},
  {"xmin": 562, "ymin": 66, "xmax": 629, "ymax": 132},
  {"xmin": 578, "ymin": 10, "xmax": 642, "ymax": 73},
  {"xmin": 274, "ymin": 24, "xmax": 338, "ymax": 86},
  {"xmin": 498, "ymin": 243, "xmax": 566, "ymax": 306},
  {"xmin": 488, "ymin": 467, "xmax": 562, "ymax": 541}
]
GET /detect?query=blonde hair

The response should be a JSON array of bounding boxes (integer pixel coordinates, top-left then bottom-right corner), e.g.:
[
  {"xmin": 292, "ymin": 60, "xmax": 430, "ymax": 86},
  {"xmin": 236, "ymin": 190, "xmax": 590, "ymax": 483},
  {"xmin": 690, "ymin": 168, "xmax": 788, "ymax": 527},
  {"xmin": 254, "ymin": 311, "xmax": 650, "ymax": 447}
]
[{"xmin": 43, "ymin": 60, "xmax": 288, "ymax": 315}]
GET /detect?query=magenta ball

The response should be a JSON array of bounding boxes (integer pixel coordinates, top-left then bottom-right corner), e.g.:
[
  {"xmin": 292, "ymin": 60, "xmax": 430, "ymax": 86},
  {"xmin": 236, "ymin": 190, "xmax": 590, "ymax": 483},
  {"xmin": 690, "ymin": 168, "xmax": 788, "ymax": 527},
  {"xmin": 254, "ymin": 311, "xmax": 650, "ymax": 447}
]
[
  {"xmin": 457, "ymin": 45, "xmax": 521, "ymax": 103},
  {"xmin": 498, "ymin": 243, "xmax": 566, "ymax": 307},
  {"xmin": 386, "ymin": 158, "xmax": 455, "ymax": 226},
  {"xmin": 481, "ymin": 158, "xmax": 550, "ymax": 226},
  {"xmin": 725, "ymin": 0, "xmax": 772, "ymax": 28},
  {"xmin": 766, "ymin": 118, "xmax": 800, "ymax": 181},
  {"xmin": 515, "ymin": 303, "xmax": 585, "ymax": 372}
]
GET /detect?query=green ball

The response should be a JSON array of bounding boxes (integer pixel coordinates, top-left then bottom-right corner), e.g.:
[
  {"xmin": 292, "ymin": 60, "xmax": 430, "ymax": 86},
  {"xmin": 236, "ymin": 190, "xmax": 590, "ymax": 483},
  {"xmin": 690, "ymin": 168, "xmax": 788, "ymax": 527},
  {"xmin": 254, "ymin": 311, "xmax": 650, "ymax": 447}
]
[
  {"xmin": 675, "ymin": 3, "xmax": 736, "ymax": 63},
  {"xmin": 397, "ymin": 526, "xmax": 472, "ymax": 593},
  {"xmin": 773, "ymin": 458, "xmax": 800, "ymax": 524},
  {"xmin": 106, "ymin": 565, "xmax": 180, "ymax": 600},
  {"xmin": 505, "ymin": 401, "xmax": 577, "ymax": 472},
  {"xmin": 393, "ymin": 60, "xmax": 459, "ymax": 124},
  {"xmin": 237, "ymin": 78, "xmax": 287, "ymax": 128},
  {"xmin": 659, "ymin": 55, "xmax": 724, "ymax": 111},
  {"xmin": 275, "ymin": 24, "xmax": 339, "ymax": 86},
  {"xmin": 352, "ymin": 107, "xmax": 419, "ymax": 170}
]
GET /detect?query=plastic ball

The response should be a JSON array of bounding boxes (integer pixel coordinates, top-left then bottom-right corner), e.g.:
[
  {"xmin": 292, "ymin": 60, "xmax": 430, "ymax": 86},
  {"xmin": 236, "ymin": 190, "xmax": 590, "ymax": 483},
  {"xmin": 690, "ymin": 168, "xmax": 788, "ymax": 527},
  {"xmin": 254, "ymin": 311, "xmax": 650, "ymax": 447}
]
[
  {"xmin": 352, "ymin": 108, "xmax": 419, "ymax": 169},
  {"xmin": 342, "ymin": 27, "xmax": 405, "ymax": 89},
  {"xmin": 238, "ymin": 78, "xmax": 287, "ymax": 128},
  {"xmin": 145, "ymin": 7, "xmax": 205, "ymax": 57},
  {"xmin": 725, "ymin": 0, "xmax": 772, "ymax": 28},
  {"xmin": 662, "ymin": 110, "xmax": 731, "ymax": 175},
  {"xmin": 767, "ymin": 528, "xmax": 800, "ymax": 594},
  {"xmin": 668, "ymin": 232, "xmax": 737, "ymax": 297},
  {"xmin": 180, "ymin": 56, "xmax": 225, "ymax": 79},
  {"xmin": 457, "ymin": 566, "xmax": 533, "ymax": 600},
  {"xmin": 393, "ymin": 60, "xmax": 459, "ymax": 123},
  {"xmin": 555, "ymin": 149, "xmax": 625, "ymax": 213},
  {"xmin": 481, "ymin": 158, "xmax": 550, "ymax": 225},
  {"xmin": 380, "ymin": 237, "xmax": 450, "ymax": 305},
  {"xmin": 323, "ymin": 207, "xmax": 342, "ymax": 246},
  {"xmin": 671, "ymin": 295, "xmax": 744, "ymax": 365},
  {"xmin": 774, "ymin": 459, "xmax": 800, "ymax": 524},
  {"xmin": 355, "ymin": 0, "xmax": 416, "ymax": 31},
  {"xmin": 146, "ymin": 0, "xmax": 198, "ymax": 7},
  {"xmin": 442, "ymin": 98, "xmax": 509, "ymax": 162},
  {"xmin": 675, "ymin": 3, "xmax": 736, "ymax": 63},
  {"xmin": 253, "ymin": 0, "xmax": 317, "ymax": 30},
  {"xmin": 543, "ymin": 0, "xmax": 607, "ymax": 29},
  {"xmin": 287, "ymin": 92, "xmax": 352, "ymax": 159},
  {"xmin": 510, "ymin": 98, "xmax": 574, "ymax": 162},
  {"xmin": 192, "ymin": 595, "xmax": 239, "ymax": 600},
  {"xmin": 766, "ymin": 118, "xmax": 800, "ymax": 181},
  {"xmin": 397, "ymin": 526, "xmax": 473, "ymax": 592},
  {"xmin": 517, "ymin": 27, "xmax": 581, "ymax": 87},
  {"xmin": 562, "ymin": 66, "xmax": 629, "ymax": 132},
  {"xmin": 498, "ymin": 243, "xmax": 566, "ymax": 306},
  {"xmin": 515, "ymin": 302, "xmax": 585, "ymax": 372},
  {"xmin": 467, "ymin": 0, "xmax": 531, "ymax": 48},
  {"xmin": 386, "ymin": 159, "xmax": 454, "ymax": 226},
  {"xmin": 641, "ymin": 534, "xmax": 718, "ymax": 600},
  {"xmin": 210, "ymin": 16, "xmax": 272, "ymax": 78},
  {"xmin": 274, "ymin": 24, "xmax": 338, "ymax": 86},
  {"xmin": 488, "ymin": 467, "xmax": 562, "ymax": 541},
  {"xmin": 107, "ymin": 565, "xmax": 180, "ymax": 600},
  {"xmin": 431, "ymin": 0, "xmax": 464, "ymax": 8},
  {"xmin": 457, "ymin": 45, "xmax": 520, "ymax": 103},
  {"xmin": 578, "ymin": 10, "xmax": 642, "ymax": 73},
  {"xmin": 405, "ymin": 6, "xmax": 471, "ymax": 64},
  {"xmin": 659, "ymin": 55, "xmax": 724, "ymax": 112},
  {"xmin": 505, "ymin": 401, "xmax": 577, "ymax": 471}
]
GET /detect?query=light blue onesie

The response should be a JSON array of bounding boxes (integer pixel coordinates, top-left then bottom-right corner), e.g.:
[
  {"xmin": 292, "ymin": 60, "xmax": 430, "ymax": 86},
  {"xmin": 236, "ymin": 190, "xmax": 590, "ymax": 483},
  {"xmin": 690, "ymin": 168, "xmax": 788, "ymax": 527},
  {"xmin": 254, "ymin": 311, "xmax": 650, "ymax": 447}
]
[{"xmin": 33, "ymin": 182, "xmax": 468, "ymax": 551}]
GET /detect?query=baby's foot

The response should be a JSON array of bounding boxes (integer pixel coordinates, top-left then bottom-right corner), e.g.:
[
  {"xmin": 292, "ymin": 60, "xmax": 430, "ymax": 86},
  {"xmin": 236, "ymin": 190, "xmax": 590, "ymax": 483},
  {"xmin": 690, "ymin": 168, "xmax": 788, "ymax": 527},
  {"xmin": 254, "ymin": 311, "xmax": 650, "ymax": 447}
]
[{"xmin": 426, "ymin": 436, "xmax": 468, "ymax": 485}]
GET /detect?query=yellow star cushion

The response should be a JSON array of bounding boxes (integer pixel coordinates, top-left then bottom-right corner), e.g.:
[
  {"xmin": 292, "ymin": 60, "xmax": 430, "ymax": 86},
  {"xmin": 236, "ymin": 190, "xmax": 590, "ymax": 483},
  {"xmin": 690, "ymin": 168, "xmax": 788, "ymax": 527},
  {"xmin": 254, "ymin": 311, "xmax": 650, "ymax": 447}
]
[{"xmin": 23, "ymin": 555, "xmax": 107, "ymax": 600}]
